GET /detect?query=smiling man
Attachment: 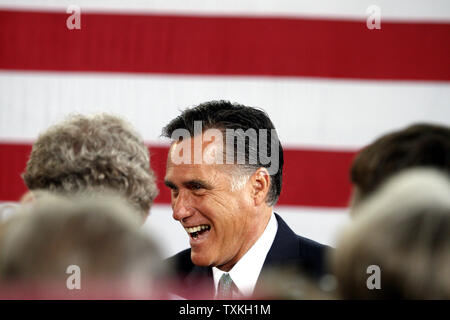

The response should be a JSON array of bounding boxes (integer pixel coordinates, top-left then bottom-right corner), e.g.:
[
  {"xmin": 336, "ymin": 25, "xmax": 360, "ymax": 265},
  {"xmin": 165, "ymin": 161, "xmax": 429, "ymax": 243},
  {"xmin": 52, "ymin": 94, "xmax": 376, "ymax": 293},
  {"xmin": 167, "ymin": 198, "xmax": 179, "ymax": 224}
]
[{"xmin": 164, "ymin": 101, "xmax": 328, "ymax": 299}]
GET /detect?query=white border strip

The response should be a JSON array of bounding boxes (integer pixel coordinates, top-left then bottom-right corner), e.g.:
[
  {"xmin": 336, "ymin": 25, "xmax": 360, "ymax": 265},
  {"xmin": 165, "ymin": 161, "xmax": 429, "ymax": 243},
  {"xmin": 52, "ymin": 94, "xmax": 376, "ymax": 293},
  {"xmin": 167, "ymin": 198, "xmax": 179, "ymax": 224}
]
[{"xmin": 0, "ymin": 0, "xmax": 449, "ymax": 22}]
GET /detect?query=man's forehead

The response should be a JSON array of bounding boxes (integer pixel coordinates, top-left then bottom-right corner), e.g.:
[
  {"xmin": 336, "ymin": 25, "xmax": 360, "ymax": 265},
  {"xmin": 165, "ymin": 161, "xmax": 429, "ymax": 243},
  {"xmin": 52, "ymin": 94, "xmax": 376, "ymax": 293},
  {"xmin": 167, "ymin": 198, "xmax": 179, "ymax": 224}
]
[{"xmin": 168, "ymin": 133, "xmax": 223, "ymax": 166}]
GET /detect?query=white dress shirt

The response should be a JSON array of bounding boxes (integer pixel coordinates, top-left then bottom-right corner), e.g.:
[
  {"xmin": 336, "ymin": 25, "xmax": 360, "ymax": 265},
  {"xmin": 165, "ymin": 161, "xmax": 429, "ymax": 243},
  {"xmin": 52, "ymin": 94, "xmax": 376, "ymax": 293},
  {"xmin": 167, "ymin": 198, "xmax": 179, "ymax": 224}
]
[{"xmin": 212, "ymin": 212, "xmax": 278, "ymax": 297}]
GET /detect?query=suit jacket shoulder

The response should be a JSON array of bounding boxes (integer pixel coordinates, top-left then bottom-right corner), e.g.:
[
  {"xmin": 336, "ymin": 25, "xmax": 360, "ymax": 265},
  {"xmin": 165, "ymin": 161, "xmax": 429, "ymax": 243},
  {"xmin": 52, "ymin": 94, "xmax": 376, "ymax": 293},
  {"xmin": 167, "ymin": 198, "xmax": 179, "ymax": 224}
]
[
  {"xmin": 166, "ymin": 248, "xmax": 214, "ymax": 298},
  {"xmin": 263, "ymin": 213, "xmax": 331, "ymax": 278},
  {"xmin": 166, "ymin": 248, "xmax": 193, "ymax": 275}
]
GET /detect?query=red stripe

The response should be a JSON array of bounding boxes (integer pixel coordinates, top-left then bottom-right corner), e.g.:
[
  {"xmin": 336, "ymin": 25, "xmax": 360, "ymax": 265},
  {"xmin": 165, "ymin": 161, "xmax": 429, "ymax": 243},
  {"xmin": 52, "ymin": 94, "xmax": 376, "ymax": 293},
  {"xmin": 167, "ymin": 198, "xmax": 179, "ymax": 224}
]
[
  {"xmin": 0, "ymin": 10, "xmax": 449, "ymax": 80},
  {"xmin": 0, "ymin": 143, "xmax": 355, "ymax": 208},
  {"xmin": 0, "ymin": 143, "xmax": 31, "ymax": 203}
]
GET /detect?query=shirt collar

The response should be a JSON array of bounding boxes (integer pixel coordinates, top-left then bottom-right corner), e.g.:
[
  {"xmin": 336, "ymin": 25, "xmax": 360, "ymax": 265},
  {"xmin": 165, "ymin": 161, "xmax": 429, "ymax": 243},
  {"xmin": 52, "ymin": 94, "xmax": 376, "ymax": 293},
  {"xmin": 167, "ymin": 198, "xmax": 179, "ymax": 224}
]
[{"xmin": 212, "ymin": 212, "xmax": 278, "ymax": 297}]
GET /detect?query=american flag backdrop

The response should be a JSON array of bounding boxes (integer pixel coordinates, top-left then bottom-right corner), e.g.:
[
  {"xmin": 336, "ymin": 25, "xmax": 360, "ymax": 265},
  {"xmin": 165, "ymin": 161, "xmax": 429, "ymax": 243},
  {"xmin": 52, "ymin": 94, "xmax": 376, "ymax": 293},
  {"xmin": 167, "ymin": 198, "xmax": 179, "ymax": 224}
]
[{"xmin": 0, "ymin": 0, "xmax": 449, "ymax": 257}]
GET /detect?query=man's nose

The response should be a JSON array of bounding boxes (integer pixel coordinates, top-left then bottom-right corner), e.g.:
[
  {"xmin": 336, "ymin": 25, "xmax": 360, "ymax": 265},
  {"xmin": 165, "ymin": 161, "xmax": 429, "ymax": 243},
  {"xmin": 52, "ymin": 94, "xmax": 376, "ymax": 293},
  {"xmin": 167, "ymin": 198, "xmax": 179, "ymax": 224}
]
[{"xmin": 172, "ymin": 191, "xmax": 194, "ymax": 222}]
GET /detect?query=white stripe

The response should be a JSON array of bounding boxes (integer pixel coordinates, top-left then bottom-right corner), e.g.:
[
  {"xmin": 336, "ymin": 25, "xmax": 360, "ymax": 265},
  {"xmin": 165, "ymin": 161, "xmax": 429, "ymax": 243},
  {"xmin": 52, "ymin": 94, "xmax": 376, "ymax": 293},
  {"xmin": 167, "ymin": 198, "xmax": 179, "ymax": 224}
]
[
  {"xmin": 0, "ymin": 71, "xmax": 449, "ymax": 149},
  {"xmin": 0, "ymin": 0, "xmax": 449, "ymax": 22}
]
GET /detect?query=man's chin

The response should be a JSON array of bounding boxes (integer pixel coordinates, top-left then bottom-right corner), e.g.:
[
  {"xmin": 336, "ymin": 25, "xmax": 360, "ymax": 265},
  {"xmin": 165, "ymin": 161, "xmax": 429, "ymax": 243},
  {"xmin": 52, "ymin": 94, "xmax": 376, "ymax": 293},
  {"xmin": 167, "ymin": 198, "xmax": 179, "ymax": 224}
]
[{"xmin": 190, "ymin": 250, "xmax": 213, "ymax": 267}]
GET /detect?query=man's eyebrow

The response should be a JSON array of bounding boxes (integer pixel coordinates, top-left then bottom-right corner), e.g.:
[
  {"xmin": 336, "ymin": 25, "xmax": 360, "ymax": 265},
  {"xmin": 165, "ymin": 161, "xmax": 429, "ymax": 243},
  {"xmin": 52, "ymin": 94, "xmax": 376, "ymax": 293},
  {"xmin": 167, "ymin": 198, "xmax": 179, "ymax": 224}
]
[
  {"xmin": 164, "ymin": 180, "xmax": 177, "ymax": 189},
  {"xmin": 183, "ymin": 179, "xmax": 213, "ymax": 190}
]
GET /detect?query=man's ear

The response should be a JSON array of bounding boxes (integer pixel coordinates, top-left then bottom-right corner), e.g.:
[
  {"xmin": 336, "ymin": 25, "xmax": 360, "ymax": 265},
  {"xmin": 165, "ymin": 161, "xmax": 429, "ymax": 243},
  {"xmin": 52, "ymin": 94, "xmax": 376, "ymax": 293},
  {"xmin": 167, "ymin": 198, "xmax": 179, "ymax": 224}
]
[{"xmin": 251, "ymin": 168, "xmax": 271, "ymax": 206}]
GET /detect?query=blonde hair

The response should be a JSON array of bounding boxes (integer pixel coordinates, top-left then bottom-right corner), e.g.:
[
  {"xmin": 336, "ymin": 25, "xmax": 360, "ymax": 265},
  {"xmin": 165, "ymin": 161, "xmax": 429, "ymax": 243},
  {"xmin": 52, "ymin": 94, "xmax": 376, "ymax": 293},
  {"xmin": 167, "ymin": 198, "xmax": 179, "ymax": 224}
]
[
  {"xmin": 0, "ymin": 193, "xmax": 163, "ymax": 290},
  {"xmin": 23, "ymin": 114, "xmax": 158, "ymax": 219}
]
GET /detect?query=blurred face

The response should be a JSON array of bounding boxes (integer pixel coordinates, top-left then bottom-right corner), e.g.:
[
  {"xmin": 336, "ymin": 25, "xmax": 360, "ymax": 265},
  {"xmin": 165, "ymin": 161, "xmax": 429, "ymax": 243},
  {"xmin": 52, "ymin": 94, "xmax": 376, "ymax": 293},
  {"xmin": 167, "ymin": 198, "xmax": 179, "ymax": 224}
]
[{"xmin": 164, "ymin": 134, "xmax": 259, "ymax": 271}]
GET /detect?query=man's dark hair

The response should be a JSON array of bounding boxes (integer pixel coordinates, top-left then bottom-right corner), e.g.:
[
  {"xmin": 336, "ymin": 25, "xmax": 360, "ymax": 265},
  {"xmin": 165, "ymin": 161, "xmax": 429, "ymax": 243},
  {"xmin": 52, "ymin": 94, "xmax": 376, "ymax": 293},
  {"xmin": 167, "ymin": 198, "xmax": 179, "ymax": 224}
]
[
  {"xmin": 351, "ymin": 123, "xmax": 450, "ymax": 201},
  {"xmin": 162, "ymin": 100, "xmax": 284, "ymax": 205}
]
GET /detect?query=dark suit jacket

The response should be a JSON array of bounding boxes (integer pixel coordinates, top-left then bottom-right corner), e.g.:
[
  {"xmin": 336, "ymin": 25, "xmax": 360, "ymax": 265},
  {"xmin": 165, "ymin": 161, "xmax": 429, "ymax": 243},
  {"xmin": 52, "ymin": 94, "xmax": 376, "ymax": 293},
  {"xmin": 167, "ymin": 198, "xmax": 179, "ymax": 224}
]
[{"xmin": 166, "ymin": 213, "xmax": 330, "ymax": 298}]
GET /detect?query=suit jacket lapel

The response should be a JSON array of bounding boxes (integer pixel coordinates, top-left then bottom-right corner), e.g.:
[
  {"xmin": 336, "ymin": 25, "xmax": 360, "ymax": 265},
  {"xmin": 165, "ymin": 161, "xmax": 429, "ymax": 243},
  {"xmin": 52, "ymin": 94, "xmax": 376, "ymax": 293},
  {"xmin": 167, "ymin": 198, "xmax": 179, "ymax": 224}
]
[
  {"xmin": 255, "ymin": 213, "xmax": 300, "ymax": 292},
  {"xmin": 261, "ymin": 213, "xmax": 300, "ymax": 267}
]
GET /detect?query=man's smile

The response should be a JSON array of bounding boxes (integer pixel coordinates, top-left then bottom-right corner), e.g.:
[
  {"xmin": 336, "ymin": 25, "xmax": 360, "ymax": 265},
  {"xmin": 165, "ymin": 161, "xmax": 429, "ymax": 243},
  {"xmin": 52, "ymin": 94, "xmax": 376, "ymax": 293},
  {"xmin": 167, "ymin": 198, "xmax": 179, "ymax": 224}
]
[{"xmin": 184, "ymin": 224, "xmax": 212, "ymax": 241}]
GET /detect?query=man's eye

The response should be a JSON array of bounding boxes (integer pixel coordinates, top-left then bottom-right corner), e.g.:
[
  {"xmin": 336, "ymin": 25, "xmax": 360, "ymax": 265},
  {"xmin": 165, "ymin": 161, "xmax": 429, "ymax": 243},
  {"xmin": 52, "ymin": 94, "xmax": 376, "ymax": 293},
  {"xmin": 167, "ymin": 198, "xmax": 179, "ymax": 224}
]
[{"xmin": 189, "ymin": 184, "xmax": 207, "ymax": 193}]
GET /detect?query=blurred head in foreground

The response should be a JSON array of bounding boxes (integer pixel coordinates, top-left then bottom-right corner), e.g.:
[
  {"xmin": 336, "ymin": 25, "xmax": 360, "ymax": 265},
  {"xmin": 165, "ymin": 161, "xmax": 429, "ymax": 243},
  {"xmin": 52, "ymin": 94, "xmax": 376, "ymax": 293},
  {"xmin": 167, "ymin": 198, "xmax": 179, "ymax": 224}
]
[
  {"xmin": 253, "ymin": 265, "xmax": 337, "ymax": 300},
  {"xmin": 0, "ymin": 193, "xmax": 165, "ymax": 299},
  {"xmin": 350, "ymin": 123, "xmax": 450, "ymax": 214},
  {"xmin": 22, "ymin": 114, "xmax": 158, "ymax": 222},
  {"xmin": 333, "ymin": 168, "xmax": 450, "ymax": 299}
]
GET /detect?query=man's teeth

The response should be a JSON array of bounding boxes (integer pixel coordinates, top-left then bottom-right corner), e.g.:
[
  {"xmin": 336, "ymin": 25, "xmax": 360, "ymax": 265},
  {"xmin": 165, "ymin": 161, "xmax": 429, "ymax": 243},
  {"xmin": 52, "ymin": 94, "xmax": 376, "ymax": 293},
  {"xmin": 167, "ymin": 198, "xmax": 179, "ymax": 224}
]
[{"xmin": 185, "ymin": 225, "xmax": 210, "ymax": 234}]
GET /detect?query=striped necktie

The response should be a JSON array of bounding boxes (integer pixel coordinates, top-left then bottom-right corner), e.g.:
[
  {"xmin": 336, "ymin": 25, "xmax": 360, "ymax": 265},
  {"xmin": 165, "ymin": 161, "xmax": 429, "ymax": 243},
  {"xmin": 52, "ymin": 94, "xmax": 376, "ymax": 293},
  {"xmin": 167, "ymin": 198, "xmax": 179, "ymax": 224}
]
[{"xmin": 216, "ymin": 273, "xmax": 234, "ymax": 299}]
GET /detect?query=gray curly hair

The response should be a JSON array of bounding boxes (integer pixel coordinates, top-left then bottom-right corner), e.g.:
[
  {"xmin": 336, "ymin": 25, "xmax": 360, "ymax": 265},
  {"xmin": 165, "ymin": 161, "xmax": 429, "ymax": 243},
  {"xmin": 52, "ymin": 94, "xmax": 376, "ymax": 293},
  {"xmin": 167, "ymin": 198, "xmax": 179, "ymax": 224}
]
[{"xmin": 22, "ymin": 114, "xmax": 158, "ymax": 219}]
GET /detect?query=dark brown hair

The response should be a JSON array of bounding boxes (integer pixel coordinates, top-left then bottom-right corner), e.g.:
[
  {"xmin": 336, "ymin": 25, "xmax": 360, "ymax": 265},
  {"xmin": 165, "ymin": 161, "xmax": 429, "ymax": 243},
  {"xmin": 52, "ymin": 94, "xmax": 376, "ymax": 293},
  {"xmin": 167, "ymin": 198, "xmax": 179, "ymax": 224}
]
[
  {"xmin": 162, "ymin": 100, "xmax": 283, "ymax": 205},
  {"xmin": 351, "ymin": 123, "xmax": 450, "ymax": 202}
]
